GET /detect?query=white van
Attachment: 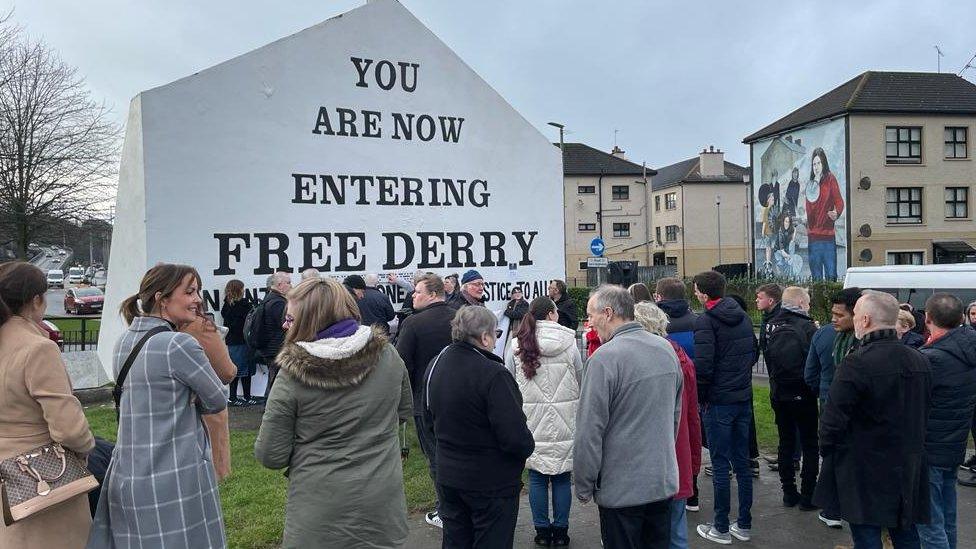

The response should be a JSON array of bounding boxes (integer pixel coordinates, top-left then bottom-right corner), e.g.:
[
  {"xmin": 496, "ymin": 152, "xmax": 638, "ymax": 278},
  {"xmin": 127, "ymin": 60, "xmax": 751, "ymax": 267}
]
[
  {"xmin": 67, "ymin": 267, "xmax": 85, "ymax": 285},
  {"xmin": 843, "ymin": 264, "xmax": 976, "ymax": 310},
  {"xmin": 47, "ymin": 269, "xmax": 64, "ymax": 288}
]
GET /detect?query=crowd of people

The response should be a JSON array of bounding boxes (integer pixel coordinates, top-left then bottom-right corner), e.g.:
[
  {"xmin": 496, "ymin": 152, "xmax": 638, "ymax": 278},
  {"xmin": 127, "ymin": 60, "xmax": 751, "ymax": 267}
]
[{"xmin": 2, "ymin": 258, "xmax": 976, "ymax": 548}]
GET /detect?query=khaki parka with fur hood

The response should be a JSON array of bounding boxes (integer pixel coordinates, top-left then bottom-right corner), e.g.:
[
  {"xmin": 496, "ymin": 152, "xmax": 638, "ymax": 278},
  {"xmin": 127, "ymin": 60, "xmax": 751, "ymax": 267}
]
[{"xmin": 255, "ymin": 324, "xmax": 412, "ymax": 548}]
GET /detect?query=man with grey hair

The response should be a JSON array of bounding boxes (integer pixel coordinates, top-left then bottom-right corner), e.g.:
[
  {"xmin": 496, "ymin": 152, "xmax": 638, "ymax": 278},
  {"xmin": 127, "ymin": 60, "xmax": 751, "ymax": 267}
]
[
  {"xmin": 255, "ymin": 271, "xmax": 292, "ymax": 396},
  {"xmin": 575, "ymin": 284, "xmax": 682, "ymax": 548},
  {"xmin": 300, "ymin": 268, "xmax": 320, "ymax": 281},
  {"xmin": 422, "ymin": 306, "xmax": 534, "ymax": 547},
  {"xmin": 814, "ymin": 290, "xmax": 932, "ymax": 548}
]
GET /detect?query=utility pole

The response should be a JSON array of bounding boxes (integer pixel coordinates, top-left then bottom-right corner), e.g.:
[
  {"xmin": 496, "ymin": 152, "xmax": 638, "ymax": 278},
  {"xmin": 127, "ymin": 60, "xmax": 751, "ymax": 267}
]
[
  {"xmin": 935, "ymin": 45, "xmax": 945, "ymax": 73},
  {"xmin": 716, "ymin": 194, "xmax": 723, "ymax": 266}
]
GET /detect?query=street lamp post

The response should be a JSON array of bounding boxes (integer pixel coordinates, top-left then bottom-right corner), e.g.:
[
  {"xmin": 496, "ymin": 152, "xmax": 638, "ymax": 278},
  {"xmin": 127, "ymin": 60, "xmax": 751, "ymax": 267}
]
[
  {"xmin": 716, "ymin": 194, "xmax": 722, "ymax": 266},
  {"xmin": 547, "ymin": 122, "xmax": 565, "ymax": 153}
]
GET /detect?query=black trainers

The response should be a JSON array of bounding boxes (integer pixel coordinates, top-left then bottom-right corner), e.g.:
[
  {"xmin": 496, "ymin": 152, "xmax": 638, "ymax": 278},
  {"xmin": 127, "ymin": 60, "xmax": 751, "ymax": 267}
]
[
  {"xmin": 783, "ymin": 489, "xmax": 800, "ymax": 508},
  {"xmin": 686, "ymin": 495, "xmax": 700, "ymax": 512},
  {"xmin": 534, "ymin": 526, "xmax": 552, "ymax": 546},
  {"xmin": 551, "ymin": 527, "xmax": 570, "ymax": 547},
  {"xmin": 799, "ymin": 495, "xmax": 818, "ymax": 511},
  {"xmin": 750, "ymin": 458, "xmax": 760, "ymax": 478}
]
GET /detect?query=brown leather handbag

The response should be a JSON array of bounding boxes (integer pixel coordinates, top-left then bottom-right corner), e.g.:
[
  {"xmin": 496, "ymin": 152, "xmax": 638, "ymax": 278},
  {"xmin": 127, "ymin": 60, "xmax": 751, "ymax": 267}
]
[{"xmin": 0, "ymin": 442, "xmax": 99, "ymax": 525}]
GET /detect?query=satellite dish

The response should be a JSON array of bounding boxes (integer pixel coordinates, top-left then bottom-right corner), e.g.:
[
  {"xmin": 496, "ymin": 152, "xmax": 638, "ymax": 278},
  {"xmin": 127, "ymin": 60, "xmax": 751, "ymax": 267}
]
[
  {"xmin": 859, "ymin": 177, "xmax": 871, "ymax": 190},
  {"xmin": 859, "ymin": 248, "xmax": 873, "ymax": 262},
  {"xmin": 859, "ymin": 224, "xmax": 872, "ymax": 237}
]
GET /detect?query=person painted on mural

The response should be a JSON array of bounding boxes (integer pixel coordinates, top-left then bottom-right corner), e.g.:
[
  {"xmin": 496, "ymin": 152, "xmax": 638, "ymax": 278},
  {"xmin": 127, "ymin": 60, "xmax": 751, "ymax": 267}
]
[
  {"xmin": 773, "ymin": 214, "xmax": 804, "ymax": 279},
  {"xmin": 783, "ymin": 167, "xmax": 801, "ymax": 219},
  {"xmin": 804, "ymin": 148, "xmax": 844, "ymax": 281},
  {"xmin": 759, "ymin": 180, "xmax": 781, "ymax": 274}
]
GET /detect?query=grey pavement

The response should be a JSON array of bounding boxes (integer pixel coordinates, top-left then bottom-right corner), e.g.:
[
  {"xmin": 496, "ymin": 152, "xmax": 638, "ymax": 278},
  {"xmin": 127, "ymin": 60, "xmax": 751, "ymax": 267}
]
[{"xmin": 407, "ymin": 458, "xmax": 976, "ymax": 548}]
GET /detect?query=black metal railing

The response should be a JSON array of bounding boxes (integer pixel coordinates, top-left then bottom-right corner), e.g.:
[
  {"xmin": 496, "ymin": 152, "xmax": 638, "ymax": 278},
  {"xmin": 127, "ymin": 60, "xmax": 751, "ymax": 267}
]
[{"xmin": 46, "ymin": 315, "xmax": 100, "ymax": 351}]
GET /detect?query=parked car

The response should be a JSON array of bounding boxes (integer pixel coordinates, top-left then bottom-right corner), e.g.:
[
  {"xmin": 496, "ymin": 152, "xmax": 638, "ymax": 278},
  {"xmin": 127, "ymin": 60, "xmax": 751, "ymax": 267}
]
[
  {"xmin": 36, "ymin": 320, "xmax": 63, "ymax": 350},
  {"xmin": 64, "ymin": 286, "xmax": 104, "ymax": 315},
  {"xmin": 46, "ymin": 269, "xmax": 64, "ymax": 288},
  {"xmin": 67, "ymin": 266, "xmax": 85, "ymax": 285}
]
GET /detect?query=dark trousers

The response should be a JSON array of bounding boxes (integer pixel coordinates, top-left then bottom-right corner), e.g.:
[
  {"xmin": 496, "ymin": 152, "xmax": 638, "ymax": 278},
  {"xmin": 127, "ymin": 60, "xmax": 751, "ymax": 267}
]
[
  {"xmin": 439, "ymin": 484, "xmax": 520, "ymax": 549},
  {"xmin": 264, "ymin": 362, "xmax": 280, "ymax": 399},
  {"xmin": 771, "ymin": 397, "xmax": 819, "ymax": 497},
  {"xmin": 849, "ymin": 523, "xmax": 920, "ymax": 549},
  {"xmin": 817, "ymin": 397, "xmax": 841, "ymax": 520},
  {"xmin": 704, "ymin": 402, "xmax": 754, "ymax": 532},
  {"xmin": 414, "ymin": 414, "xmax": 442, "ymax": 511},
  {"xmin": 598, "ymin": 498, "xmax": 672, "ymax": 549}
]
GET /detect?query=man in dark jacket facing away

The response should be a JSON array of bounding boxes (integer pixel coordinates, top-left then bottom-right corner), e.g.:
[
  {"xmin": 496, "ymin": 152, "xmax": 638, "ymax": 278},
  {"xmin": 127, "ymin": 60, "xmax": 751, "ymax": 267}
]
[
  {"xmin": 655, "ymin": 277, "xmax": 697, "ymax": 359},
  {"xmin": 345, "ymin": 274, "xmax": 395, "ymax": 334},
  {"xmin": 257, "ymin": 271, "xmax": 292, "ymax": 397},
  {"xmin": 764, "ymin": 286, "xmax": 819, "ymax": 509},
  {"xmin": 814, "ymin": 290, "xmax": 931, "ymax": 548},
  {"xmin": 691, "ymin": 270, "xmax": 757, "ymax": 545},
  {"xmin": 422, "ymin": 306, "xmax": 534, "ymax": 547},
  {"xmin": 394, "ymin": 274, "xmax": 455, "ymax": 529},
  {"xmin": 915, "ymin": 293, "xmax": 976, "ymax": 548}
]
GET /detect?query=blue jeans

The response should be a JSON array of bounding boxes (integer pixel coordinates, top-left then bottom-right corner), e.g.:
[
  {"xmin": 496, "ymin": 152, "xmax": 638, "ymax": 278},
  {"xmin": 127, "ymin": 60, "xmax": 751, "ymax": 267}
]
[
  {"xmin": 669, "ymin": 498, "xmax": 687, "ymax": 549},
  {"xmin": 808, "ymin": 239, "xmax": 837, "ymax": 281},
  {"xmin": 703, "ymin": 402, "xmax": 753, "ymax": 533},
  {"xmin": 528, "ymin": 470, "xmax": 571, "ymax": 528},
  {"xmin": 916, "ymin": 466, "xmax": 957, "ymax": 549},
  {"xmin": 849, "ymin": 523, "xmax": 920, "ymax": 549}
]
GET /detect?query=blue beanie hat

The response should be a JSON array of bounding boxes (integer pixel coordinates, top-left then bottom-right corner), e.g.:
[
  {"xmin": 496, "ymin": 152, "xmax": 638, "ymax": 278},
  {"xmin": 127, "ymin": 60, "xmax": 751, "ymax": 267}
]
[{"xmin": 461, "ymin": 270, "xmax": 484, "ymax": 284}]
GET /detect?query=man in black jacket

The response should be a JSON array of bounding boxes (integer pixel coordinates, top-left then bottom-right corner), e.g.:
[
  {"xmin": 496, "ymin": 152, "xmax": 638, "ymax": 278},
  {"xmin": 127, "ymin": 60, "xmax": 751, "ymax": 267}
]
[
  {"xmin": 448, "ymin": 269, "xmax": 488, "ymax": 309},
  {"xmin": 258, "ymin": 271, "xmax": 291, "ymax": 397},
  {"xmin": 394, "ymin": 274, "xmax": 455, "ymax": 529},
  {"xmin": 548, "ymin": 279, "xmax": 578, "ymax": 331},
  {"xmin": 344, "ymin": 274, "xmax": 395, "ymax": 333},
  {"xmin": 654, "ymin": 277, "xmax": 697, "ymax": 359},
  {"xmin": 915, "ymin": 293, "xmax": 976, "ymax": 548},
  {"xmin": 764, "ymin": 286, "xmax": 818, "ymax": 509},
  {"xmin": 814, "ymin": 290, "xmax": 931, "ymax": 548},
  {"xmin": 422, "ymin": 306, "xmax": 534, "ymax": 548},
  {"xmin": 692, "ymin": 270, "xmax": 757, "ymax": 545}
]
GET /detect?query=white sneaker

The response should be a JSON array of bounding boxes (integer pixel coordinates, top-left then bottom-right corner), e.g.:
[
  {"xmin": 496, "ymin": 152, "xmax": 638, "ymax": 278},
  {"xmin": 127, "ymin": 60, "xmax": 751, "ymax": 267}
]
[
  {"xmin": 730, "ymin": 521, "xmax": 751, "ymax": 541},
  {"xmin": 818, "ymin": 511, "xmax": 842, "ymax": 529},
  {"xmin": 696, "ymin": 524, "xmax": 732, "ymax": 545},
  {"xmin": 425, "ymin": 511, "xmax": 443, "ymax": 528}
]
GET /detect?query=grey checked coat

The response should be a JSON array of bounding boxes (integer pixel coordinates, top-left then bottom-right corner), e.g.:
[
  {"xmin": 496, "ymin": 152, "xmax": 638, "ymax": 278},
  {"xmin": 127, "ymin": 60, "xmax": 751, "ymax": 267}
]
[{"xmin": 87, "ymin": 316, "xmax": 229, "ymax": 549}]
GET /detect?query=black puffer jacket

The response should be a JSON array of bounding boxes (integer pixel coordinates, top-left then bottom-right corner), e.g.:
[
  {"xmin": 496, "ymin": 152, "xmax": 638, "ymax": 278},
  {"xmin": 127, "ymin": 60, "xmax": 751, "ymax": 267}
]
[
  {"xmin": 921, "ymin": 327, "xmax": 976, "ymax": 468},
  {"xmin": 764, "ymin": 308, "xmax": 817, "ymax": 402},
  {"xmin": 693, "ymin": 298, "xmax": 757, "ymax": 404},
  {"xmin": 256, "ymin": 290, "xmax": 287, "ymax": 363},
  {"xmin": 554, "ymin": 293, "xmax": 578, "ymax": 331}
]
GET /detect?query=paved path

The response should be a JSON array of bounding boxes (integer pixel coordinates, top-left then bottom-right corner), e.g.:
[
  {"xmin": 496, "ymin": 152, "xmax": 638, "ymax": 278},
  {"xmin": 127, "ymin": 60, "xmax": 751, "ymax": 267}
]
[{"xmin": 407, "ymin": 460, "xmax": 976, "ymax": 548}]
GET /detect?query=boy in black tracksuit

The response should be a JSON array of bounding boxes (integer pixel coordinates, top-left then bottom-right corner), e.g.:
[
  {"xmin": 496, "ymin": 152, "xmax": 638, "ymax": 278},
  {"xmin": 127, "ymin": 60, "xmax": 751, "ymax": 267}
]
[{"xmin": 763, "ymin": 295, "xmax": 819, "ymax": 508}]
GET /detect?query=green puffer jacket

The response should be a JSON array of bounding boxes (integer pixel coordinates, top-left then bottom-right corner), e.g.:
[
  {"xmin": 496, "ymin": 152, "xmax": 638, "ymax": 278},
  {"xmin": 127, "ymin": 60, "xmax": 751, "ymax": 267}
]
[{"xmin": 255, "ymin": 325, "xmax": 412, "ymax": 548}]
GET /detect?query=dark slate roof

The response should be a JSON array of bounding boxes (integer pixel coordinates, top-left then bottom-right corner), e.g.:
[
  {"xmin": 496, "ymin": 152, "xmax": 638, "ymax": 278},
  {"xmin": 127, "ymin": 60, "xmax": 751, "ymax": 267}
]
[
  {"xmin": 744, "ymin": 71, "xmax": 976, "ymax": 143},
  {"xmin": 557, "ymin": 142, "xmax": 657, "ymax": 176},
  {"xmin": 651, "ymin": 157, "xmax": 748, "ymax": 191}
]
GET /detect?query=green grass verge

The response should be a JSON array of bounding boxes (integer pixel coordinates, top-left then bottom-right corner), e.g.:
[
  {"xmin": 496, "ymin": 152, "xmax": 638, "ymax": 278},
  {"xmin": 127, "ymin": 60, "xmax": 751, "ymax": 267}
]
[
  {"xmin": 49, "ymin": 318, "xmax": 101, "ymax": 343},
  {"xmin": 85, "ymin": 385, "xmax": 779, "ymax": 549}
]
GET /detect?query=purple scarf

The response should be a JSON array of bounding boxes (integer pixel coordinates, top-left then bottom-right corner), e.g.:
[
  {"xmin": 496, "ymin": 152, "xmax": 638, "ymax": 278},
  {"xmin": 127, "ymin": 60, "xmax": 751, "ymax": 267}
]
[{"xmin": 315, "ymin": 318, "xmax": 359, "ymax": 340}]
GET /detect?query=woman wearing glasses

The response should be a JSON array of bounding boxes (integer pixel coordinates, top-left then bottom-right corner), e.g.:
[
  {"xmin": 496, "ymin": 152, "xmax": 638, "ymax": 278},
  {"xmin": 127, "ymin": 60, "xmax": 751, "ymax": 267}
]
[{"xmin": 255, "ymin": 277, "xmax": 412, "ymax": 547}]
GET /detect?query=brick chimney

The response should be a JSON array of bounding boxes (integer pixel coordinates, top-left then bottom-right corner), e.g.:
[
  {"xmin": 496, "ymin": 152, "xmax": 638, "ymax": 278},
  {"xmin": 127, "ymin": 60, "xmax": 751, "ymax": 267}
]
[
  {"xmin": 699, "ymin": 145, "xmax": 724, "ymax": 177},
  {"xmin": 611, "ymin": 145, "xmax": 627, "ymax": 159}
]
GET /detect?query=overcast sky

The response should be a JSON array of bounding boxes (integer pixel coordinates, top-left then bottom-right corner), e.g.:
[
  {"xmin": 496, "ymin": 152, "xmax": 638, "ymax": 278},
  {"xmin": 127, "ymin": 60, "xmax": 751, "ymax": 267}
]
[{"xmin": 10, "ymin": 0, "xmax": 976, "ymax": 168}]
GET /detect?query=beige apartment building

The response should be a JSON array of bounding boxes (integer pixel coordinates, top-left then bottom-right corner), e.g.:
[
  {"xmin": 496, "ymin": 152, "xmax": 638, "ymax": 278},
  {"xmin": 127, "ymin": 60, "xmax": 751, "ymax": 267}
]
[
  {"xmin": 745, "ymin": 72, "xmax": 976, "ymax": 279},
  {"xmin": 649, "ymin": 148, "xmax": 751, "ymax": 278},
  {"xmin": 559, "ymin": 143, "xmax": 655, "ymax": 285}
]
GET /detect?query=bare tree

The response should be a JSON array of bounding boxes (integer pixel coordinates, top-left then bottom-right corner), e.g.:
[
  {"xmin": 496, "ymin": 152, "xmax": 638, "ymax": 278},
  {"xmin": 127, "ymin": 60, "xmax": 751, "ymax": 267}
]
[{"xmin": 0, "ymin": 27, "xmax": 120, "ymax": 259}]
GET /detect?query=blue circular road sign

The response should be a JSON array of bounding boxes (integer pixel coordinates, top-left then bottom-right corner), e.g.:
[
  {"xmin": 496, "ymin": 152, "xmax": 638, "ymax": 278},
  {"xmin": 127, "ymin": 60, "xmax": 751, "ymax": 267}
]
[{"xmin": 590, "ymin": 238, "xmax": 605, "ymax": 257}]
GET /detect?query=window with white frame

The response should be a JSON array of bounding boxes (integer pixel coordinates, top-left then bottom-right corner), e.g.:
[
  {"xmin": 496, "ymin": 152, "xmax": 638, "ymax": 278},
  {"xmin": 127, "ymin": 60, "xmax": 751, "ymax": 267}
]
[
  {"xmin": 578, "ymin": 185, "xmax": 596, "ymax": 194},
  {"xmin": 665, "ymin": 225, "xmax": 678, "ymax": 242},
  {"xmin": 665, "ymin": 192, "xmax": 677, "ymax": 210},
  {"xmin": 612, "ymin": 222, "xmax": 630, "ymax": 237},
  {"xmin": 611, "ymin": 185, "xmax": 629, "ymax": 200},
  {"xmin": 578, "ymin": 222, "xmax": 596, "ymax": 232}
]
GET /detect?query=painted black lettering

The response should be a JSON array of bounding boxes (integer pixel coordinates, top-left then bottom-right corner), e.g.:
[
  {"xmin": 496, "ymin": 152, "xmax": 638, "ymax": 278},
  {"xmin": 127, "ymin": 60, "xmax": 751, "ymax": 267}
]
[
  {"xmin": 513, "ymin": 231, "xmax": 538, "ymax": 266},
  {"xmin": 480, "ymin": 232, "xmax": 506, "ymax": 267},
  {"xmin": 416, "ymin": 232, "xmax": 446, "ymax": 268},
  {"xmin": 398, "ymin": 62, "xmax": 419, "ymax": 92},
  {"xmin": 255, "ymin": 233, "xmax": 292, "ymax": 275},
  {"xmin": 438, "ymin": 116, "xmax": 464, "ymax": 142},
  {"xmin": 362, "ymin": 110, "xmax": 382, "ymax": 138},
  {"xmin": 214, "ymin": 233, "xmax": 250, "ymax": 275},
  {"xmin": 336, "ymin": 233, "xmax": 366, "ymax": 272},
  {"xmin": 350, "ymin": 57, "xmax": 373, "ymax": 88},
  {"xmin": 383, "ymin": 233, "xmax": 415, "ymax": 270},
  {"xmin": 312, "ymin": 107, "xmax": 335, "ymax": 135},
  {"xmin": 391, "ymin": 112, "xmax": 413, "ymax": 140},
  {"xmin": 299, "ymin": 232, "xmax": 332, "ymax": 271},
  {"xmin": 292, "ymin": 173, "xmax": 317, "ymax": 204},
  {"xmin": 336, "ymin": 108, "xmax": 359, "ymax": 137}
]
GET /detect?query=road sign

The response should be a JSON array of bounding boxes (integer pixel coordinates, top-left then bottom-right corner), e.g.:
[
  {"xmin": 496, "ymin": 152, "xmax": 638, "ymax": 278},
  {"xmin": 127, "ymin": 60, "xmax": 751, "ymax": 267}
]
[
  {"xmin": 587, "ymin": 257, "xmax": 609, "ymax": 268},
  {"xmin": 590, "ymin": 238, "xmax": 605, "ymax": 257}
]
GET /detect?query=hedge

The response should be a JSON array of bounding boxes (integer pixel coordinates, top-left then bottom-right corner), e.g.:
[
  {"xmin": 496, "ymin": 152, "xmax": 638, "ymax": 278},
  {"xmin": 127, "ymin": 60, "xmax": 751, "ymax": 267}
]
[{"xmin": 570, "ymin": 277, "xmax": 843, "ymax": 325}]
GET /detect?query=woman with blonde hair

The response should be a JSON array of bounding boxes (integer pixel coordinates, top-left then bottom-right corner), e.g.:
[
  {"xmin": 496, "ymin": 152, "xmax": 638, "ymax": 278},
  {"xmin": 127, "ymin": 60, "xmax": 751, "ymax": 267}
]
[
  {"xmin": 506, "ymin": 296, "xmax": 583, "ymax": 546},
  {"xmin": 0, "ymin": 262, "xmax": 95, "ymax": 548},
  {"xmin": 634, "ymin": 301, "xmax": 702, "ymax": 549},
  {"xmin": 896, "ymin": 309, "xmax": 925, "ymax": 349},
  {"xmin": 88, "ymin": 264, "xmax": 228, "ymax": 548},
  {"xmin": 255, "ymin": 277, "xmax": 412, "ymax": 547}
]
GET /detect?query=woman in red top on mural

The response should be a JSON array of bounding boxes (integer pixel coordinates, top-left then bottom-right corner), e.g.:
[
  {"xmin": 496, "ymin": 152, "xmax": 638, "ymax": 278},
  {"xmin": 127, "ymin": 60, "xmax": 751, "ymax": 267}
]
[{"xmin": 804, "ymin": 147, "xmax": 844, "ymax": 281}]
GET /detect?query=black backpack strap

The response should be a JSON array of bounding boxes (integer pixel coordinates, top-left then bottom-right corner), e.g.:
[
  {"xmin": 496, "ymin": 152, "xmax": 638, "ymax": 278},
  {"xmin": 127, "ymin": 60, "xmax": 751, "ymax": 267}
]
[{"xmin": 114, "ymin": 325, "xmax": 170, "ymax": 420}]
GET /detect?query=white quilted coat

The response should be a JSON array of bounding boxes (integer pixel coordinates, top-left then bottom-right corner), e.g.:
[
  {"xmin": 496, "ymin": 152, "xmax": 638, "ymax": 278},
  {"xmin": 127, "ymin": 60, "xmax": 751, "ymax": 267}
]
[{"xmin": 505, "ymin": 320, "xmax": 585, "ymax": 475}]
